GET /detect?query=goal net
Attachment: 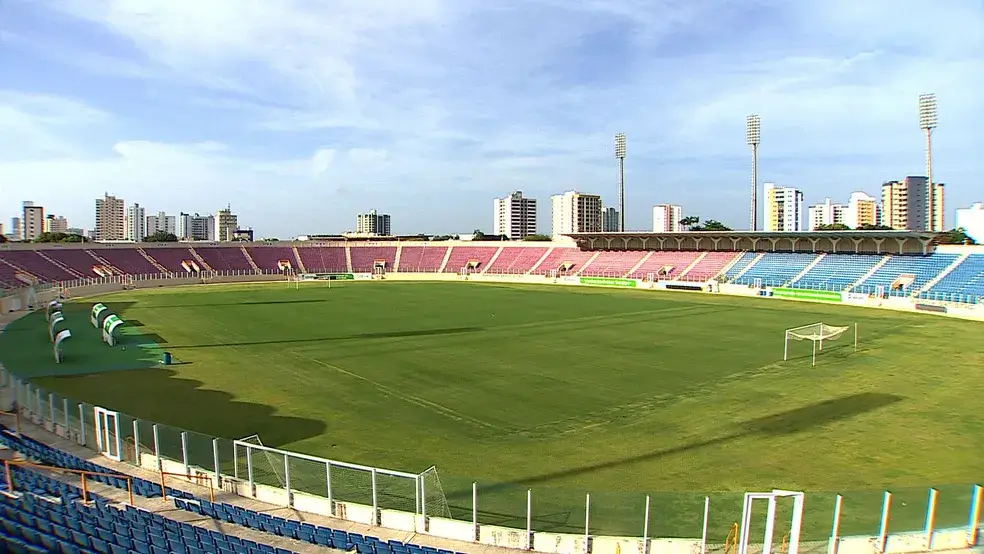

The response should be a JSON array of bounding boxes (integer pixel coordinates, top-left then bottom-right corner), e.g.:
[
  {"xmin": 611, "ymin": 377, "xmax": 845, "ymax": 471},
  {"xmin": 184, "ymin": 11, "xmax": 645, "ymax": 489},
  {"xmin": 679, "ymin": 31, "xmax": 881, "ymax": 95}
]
[
  {"xmin": 783, "ymin": 322, "xmax": 856, "ymax": 366},
  {"xmin": 234, "ymin": 434, "xmax": 285, "ymax": 488}
]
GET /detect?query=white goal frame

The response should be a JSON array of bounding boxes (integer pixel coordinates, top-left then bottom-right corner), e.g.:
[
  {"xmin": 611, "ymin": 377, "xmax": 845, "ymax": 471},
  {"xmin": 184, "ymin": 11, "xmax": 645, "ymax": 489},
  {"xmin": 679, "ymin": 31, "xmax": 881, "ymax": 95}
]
[
  {"xmin": 783, "ymin": 322, "xmax": 858, "ymax": 366},
  {"xmin": 738, "ymin": 490, "xmax": 805, "ymax": 554}
]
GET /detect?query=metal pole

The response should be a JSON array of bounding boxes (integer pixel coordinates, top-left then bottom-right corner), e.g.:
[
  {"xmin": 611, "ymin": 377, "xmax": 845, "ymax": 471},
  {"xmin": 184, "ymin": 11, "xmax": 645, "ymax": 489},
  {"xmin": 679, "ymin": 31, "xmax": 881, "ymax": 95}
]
[
  {"xmin": 830, "ymin": 495, "xmax": 843, "ymax": 554},
  {"xmin": 63, "ymin": 398, "xmax": 69, "ymax": 432},
  {"xmin": 878, "ymin": 491, "xmax": 893, "ymax": 553},
  {"xmin": 153, "ymin": 424, "xmax": 161, "ymax": 470},
  {"xmin": 701, "ymin": 496, "xmax": 710, "ymax": 554},
  {"xmin": 527, "ymin": 489, "xmax": 533, "ymax": 550},
  {"xmin": 969, "ymin": 484, "xmax": 982, "ymax": 546},
  {"xmin": 133, "ymin": 420, "xmax": 141, "ymax": 463},
  {"xmin": 79, "ymin": 404, "xmax": 86, "ymax": 446},
  {"xmin": 926, "ymin": 488, "xmax": 939, "ymax": 548},
  {"xmin": 180, "ymin": 431, "xmax": 189, "ymax": 475},
  {"xmin": 752, "ymin": 144, "xmax": 759, "ymax": 230},
  {"xmin": 212, "ymin": 438, "xmax": 221, "ymax": 488},
  {"xmin": 643, "ymin": 495, "xmax": 651, "ymax": 547},
  {"xmin": 370, "ymin": 468, "xmax": 378, "ymax": 525},
  {"xmin": 584, "ymin": 493, "xmax": 590, "ymax": 554},
  {"xmin": 284, "ymin": 454, "xmax": 292, "ymax": 508},
  {"xmin": 473, "ymin": 482, "xmax": 479, "ymax": 541},
  {"xmin": 618, "ymin": 158, "xmax": 625, "ymax": 232},
  {"xmin": 326, "ymin": 463, "xmax": 334, "ymax": 517}
]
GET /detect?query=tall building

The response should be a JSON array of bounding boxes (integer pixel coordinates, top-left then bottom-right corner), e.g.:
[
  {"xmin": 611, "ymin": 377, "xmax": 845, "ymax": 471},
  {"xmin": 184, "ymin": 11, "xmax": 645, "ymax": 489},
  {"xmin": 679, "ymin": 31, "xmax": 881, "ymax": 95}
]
[
  {"xmin": 956, "ymin": 203, "xmax": 984, "ymax": 243},
  {"xmin": 43, "ymin": 214, "xmax": 69, "ymax": 234},
  {"xmin": 185, "ymin": 214, "xmax": 216, "ymax": 241},
  {"xmin": 652, "ymin": 204, "xmax": 683, "ymax": 232},
  {"xmin": 881, "ymin": 177, "xmax": 945, "ymax": 231},
  {"xmin": 601, "ymin": 206, "xmax": 619, "ymax": 232},
  {"xmin": 215, "ymin": 205, "xmax": 239, "ymax": 242},
  {"xmin": 356, "ymin": 210, "xmax": 392, "ymax": 236},
  {"xmin": 764, "ymin": 183, "xmax": 804, "ymax": 232},
  {"xmin": 807, "ymin": 198, "xmax": 845, "ymax": 230},
  {"xmin": 22, "ymin": 201, "xmax": 44, "ymax": 241},
  {"xmin": 95, "ymin": 193, "xmax": 125, "ymax": 241},
  {"xmin": 125, "ymin": 203, "xmax": 146, "ymax": 241},
  {"xmin": 551, "ymin": 191, "xmax": 602, "ymax": 237},
  {"xmin": 845, "ymin": 192, "xmax": 880, "ymax": 229},
  {"xmin": 10, "ymin": 217, "xmax": 22, "ymax": 241},
  {"xmin": 492, "ymin": 191, "xmax": 537, "ymax": 239},
  {"xmin": 147, "ymin": 211, "xmax": 177, "ymax": 236}
]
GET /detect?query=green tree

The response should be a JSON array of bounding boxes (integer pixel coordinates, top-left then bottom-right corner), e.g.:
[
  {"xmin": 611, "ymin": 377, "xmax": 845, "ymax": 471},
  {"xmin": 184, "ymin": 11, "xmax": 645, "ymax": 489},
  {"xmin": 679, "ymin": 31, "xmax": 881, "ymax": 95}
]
[
  {"xmin": 143, "ymin": 231, "xmax": 179, "ymax": 242},
  {"xmin": 472, "ymin": 229, "xmax": 486, "ymax": 240},
  {"xmin": 936, "ymin": 227, "xmax": 977, "ymax": 245},
  {"xmin": 857, "ymin": 223, "xmax": 893, "ymax": 231},
  {"xmin": 816, "ymin": 223, "xmax": 852, "ymax": 231},
  {"xmin": 522, "ymin": 234, "xmax": 553, "ymax": 241},
  {"xmin": 34, "ymin": 232, "xmax": 84, "ymax": 243},
  {"xmin": 679, "ymin": 216, "xmax": 700, "ymax": 230},
  {"xmin": 699, "ymin": 220, "xmax": 732, "ymax": 231}
]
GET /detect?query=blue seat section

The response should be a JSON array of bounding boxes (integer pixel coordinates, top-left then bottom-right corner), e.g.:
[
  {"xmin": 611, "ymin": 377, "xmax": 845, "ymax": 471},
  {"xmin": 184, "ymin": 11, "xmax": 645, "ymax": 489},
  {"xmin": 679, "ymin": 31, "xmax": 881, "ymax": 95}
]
[
  {"xmin": 0, "ymin": 426, "xmax": 193, "ymax": 501},
  {"xmin": 176, "ymin": 498, "xmax": 467, "ymax": 554},
  {"xmin": 733, "ymin": 253, "xmax": 818, "ymax": 287},
  {"xmin": 791, "ymin": 254, "xmax": 885, "ymax": 291},
  {"xmin": 0, "ymin": 468, "xmax": 300, "ymax": 554},
  {"xmin": 922, "ymin": 254, "xmax": 984, "ymax": 303},
  {"xmin": 853, "ymin": 253, "xmax": 957, "ymax": 296},
  {"xmin": 722, "ymin": 252, "xmax": 759, "ymax": 280}
]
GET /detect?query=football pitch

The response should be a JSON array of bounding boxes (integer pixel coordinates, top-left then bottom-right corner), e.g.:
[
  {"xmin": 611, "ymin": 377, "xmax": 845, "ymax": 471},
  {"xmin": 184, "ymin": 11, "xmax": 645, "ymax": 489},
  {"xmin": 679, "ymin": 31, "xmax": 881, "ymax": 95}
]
[{"xmin": 3, "ymin": 281, "xmax": 983, "ymax": 540}]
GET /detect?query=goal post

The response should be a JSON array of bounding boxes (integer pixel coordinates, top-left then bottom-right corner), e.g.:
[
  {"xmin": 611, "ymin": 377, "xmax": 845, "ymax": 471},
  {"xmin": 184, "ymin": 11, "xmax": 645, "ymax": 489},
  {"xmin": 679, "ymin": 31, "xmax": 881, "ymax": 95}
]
[{"xmin": 783, "ymin": 322, "xmax": 857, "ymax": 366}]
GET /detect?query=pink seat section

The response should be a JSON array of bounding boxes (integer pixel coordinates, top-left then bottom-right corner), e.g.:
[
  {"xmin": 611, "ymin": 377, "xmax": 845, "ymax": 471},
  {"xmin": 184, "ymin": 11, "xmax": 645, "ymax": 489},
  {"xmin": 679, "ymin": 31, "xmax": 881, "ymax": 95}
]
[
  {"xmin": 530, "ymin": 248, "xmax": 594, "ymax": 275},
  {"xmin": 140, "ymin": 248, "xmax": 194, "ymax": 273},
  {"xmin": 682, "ymin": 251, "xmax": 741, "ymax": 280},
  {"xmin": 442, "ymin": 246, "xmax": 500, "ymax": 273},
  {"xmin": 396, "ymin": 245, "xmax": 448, "ymax": 272},
  {"xmin": 485, "ymin": 247, "xmax": 549, "ymax": 274},
  {"xmin": 350, "ymin": 246, "xmax": 397, "ymax": 273},
  {"xmin": 0, "ymin": 251, "xmax": 78, "ymax": 282},
  {"xmin": 0, "ymin": 259, "xmax": 22, "ymax": 287},
  {"xmin": 39, "ymin": 249, "xmax": 104, "ymax": 277},
  {"xmin": 246, "ymin": 246, "xmax": 298, "ymax": 271},
  {"xmin": 194, "ymin": 247, "xmax": 252, "ymax": 271},
  {"xmin": 580, "ymin": 251, "xmax": 647, "ymax": 277},
  {"xmin": 629, "ymin": 251, "xmax": 702, "ymax": 279},
  {"xmin": 296, "ymin": 246, "xmax": 347, "ymax": 272}
]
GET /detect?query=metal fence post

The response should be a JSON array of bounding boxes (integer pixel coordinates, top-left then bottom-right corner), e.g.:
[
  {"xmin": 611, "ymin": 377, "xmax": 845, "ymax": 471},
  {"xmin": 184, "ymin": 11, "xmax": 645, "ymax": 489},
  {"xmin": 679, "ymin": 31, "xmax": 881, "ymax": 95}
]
[
  {"xmin": 153, "ymin": 424, "xmax": 161, "ymax": 471},
  {"xmin": 326, "ymin": 462, "xmax": 334, "ymax": 517},
  {"xmin": 212, "ymin": 438, "xmax": 221, "ymax": 488},
  {"xmin": 62, "ymin": 398, "xmax": 69, "ymax": 432},
  {"xmin": 48, "ymin": 393, "xmax": 55, "ymax": 428},
  {"xmin": 284, "ymin": 454, "xmax": 292, "ymax": 508},
  {"xmin": 78, "ymin": 404, "xmax": 86, "ymax": 446},
  {"xmin": 133, "ymin": 420, "xmax": 141, "ymax": 465},
  {"xmin": 371, "ymin": 468, "xmax": 378, "ymax": 525},
  {"xmin": 180, "ymin": 432, "xmax": 189, "ymax": 475}
]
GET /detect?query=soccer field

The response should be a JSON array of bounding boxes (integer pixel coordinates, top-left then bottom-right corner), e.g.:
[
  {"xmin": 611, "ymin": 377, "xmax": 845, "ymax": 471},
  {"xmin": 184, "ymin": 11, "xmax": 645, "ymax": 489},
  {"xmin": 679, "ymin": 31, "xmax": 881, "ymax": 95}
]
[{"xmin": 4, "ymin": 281, "xmax": 983, "ymax": 540}]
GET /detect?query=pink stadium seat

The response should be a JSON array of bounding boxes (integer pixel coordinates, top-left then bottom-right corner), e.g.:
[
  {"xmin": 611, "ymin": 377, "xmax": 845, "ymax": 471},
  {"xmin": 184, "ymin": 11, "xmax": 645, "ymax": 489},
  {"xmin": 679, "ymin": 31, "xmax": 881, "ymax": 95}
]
[
  {"xmin": 0, "ymin": 251, "xmax": 78, "ymax": 282},
  {"xmin": 245, "ymin": 246, "xmax": 299, "ymax": 271},
  {"xmin": 580, "ymin": 251, "xmax": 647, "ymax": 277},
  {"xmin": 397, "ymin": 245, "xmax": 448, "ymax": 272},
  {"xmin": 530, "ymin": 248, "xmax": 594, "ymax": 275},
  {"xmin": 194, "ymin": 247, "xmax": 253, "ymax": 271},
  {"xmin": 0, "ymin": 259, "xmax": 21, "ymax": 288},
  {"xmin": 682, "ymin": 251, "xmax": 741, "ymax": 280},
  {"xmin": 140, "ymin": 248, "xmax": 193, "ymax": 273},
  {"xmin": 296, "ymin": 246, "xmax": 347, "ymax": 273},
  {"xmin": 629, "ymin": 251, "xmax": 702, "ymax": 279},
  {"xmin": 33, "ymin": 248, "xmax": 104, "ymax": 278},
  {"xmin": 350, "ymin": 246, "xmax": 398, "ymax": 273},
  {"xmin": 485, "ymin": 247, "xmax": 549, "ymax": 274},
  {"xmin": 442, "ymin": 246, "xmax": 500, "ymax": 273}
]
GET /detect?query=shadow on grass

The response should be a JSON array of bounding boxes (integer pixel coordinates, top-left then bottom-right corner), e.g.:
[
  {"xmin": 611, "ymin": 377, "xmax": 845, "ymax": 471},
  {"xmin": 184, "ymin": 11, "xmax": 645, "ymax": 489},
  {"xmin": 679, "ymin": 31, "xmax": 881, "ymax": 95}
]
[{"xmin": 164, "ymin": 326, "xmax": 486, "ymax": 349}]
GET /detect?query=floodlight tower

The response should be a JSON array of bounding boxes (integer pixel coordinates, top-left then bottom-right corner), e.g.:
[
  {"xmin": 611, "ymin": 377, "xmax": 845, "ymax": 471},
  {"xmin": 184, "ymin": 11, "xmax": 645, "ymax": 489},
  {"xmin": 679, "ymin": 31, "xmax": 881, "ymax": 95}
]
[
  {"xmin": 918, "ymin": 94, "xmax": 939, "ymax": 231},
  {"xmin": 746, "ymin": 115, "xmax": 761, "ymax": 231},
  {"xmin": 614, "ymin": 133, "xmax": 627, "ymax": 232}
]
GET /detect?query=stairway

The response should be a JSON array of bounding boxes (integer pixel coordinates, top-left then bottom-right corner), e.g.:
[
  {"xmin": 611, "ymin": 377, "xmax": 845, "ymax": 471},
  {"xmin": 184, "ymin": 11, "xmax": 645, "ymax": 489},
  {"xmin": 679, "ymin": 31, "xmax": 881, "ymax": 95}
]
[
  {"xmin": 846, "ymin": 255, "xmax": 891, "ymax": 292},
  {"xmin": 291, "ymin": 246, "xmax": 307, "ymax": 273},
  {"xmin": 34, "ymin": 251, "xmax": 84, "ymax": 279},
  {"xmin": 137, "ymin": 248, "xmax": 168, "ymax": 274},
  {"xmin": 731, "ymin": 252, "xmax": 765, "ymax": 281},
  {"xmin": 437, "ymin": 246, "xmax": 454, "ymax": 273},
  {"xmin": 527, "ymin": 247, "xmax": 555, "ymax": 274},
  {"xmin": 393, "ymin": 244, "xmax": 404, "ymax": 272},
  {"xmin": 86, "ymin": 250, "xmax": 123, "ymax": 275},
  {"xmin": 241, "ymin": 246, "xmax": 261, "ymax": 274},
  {"xmin": 189, "ymin": 247, "xmax": 213, "ymax": 272},
  {"xmin": 676, "ymin": 252, "xmax": 707, "ymax": 280},
  {"xmin": 344, "ymin": 245, "xmax": 353, "ymax": 273},
  {"xmin": 625, "ymin": 251, "xmax": 654, "ymax": 278},
  {"xmin": 916, "ymin": 253, "xmax": 969, "ymax": 296},
  {"xmin": 480, "ymin": 246, "xmax": 505, "ymax": 274},
  {"xmin": 788, "ymin": 253, "xmax": 826, "ymax": 286},
  {"xmin": 713, "ymin": 251, "xmax": 746, "ymax": 280},
  {"xmin": 574, "ymin": 252, "xmax": 602, "ymax": 276}
]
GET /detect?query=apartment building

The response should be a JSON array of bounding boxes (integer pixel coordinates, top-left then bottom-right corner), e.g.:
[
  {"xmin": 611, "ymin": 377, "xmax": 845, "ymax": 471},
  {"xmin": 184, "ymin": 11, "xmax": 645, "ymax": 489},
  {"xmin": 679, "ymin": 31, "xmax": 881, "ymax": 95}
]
[
  {"xmin": 551, "ymin": 191, "xmax": 602, "ymax": 237},
  {"xmin": 652, "ymin": 204, "xmax": 683, "ymax": 232},
  {"xmin": 764, "ymin": 183, "xmax": 804, "ymax": 232},
  {"xmin": 492, "ymin": 191, "xmax": 537, "ymax": 239},
  {"xmin": 881, "ymin": 177, "xmax": 945, "ymax": 231},
  {"xmin": 95, "ymin": 193, "xmax": 125, "ymax": 241}
]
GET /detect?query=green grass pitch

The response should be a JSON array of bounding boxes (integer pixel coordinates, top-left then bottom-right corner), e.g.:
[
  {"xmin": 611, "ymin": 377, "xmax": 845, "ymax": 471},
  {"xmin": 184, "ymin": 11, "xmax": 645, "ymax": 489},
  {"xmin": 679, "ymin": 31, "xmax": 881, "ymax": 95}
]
[{"xmin": 2, "ymin": 281, "xmax": 983, "ymax": 540}]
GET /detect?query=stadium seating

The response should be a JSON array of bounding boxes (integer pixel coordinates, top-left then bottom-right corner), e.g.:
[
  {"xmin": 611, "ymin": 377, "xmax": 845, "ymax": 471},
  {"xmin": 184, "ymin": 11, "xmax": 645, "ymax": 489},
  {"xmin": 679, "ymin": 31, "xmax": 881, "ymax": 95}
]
[
  {"xmin": 629, "ymin": 251, "xmax": 703, "ymax": 280},
  {"xmin": 396, "ymin": 246, "xmax": 449, "ymax": 272},
  {"xmin": 921, "ymin": 254, "xmax": 984, "ymax": 302},
  {"xmin": 853, "ymin": 253, "xmax": 958, "ymax": 296},
  {"xmin": 295, "ymin": 247, "xmax": 347, "ymax": 273},
  {"xmin": 350, "ymin": 246, "xmax": 398, "ymax": 273},
  {"xmin": 442, "ymin": 246, "xmax": 499, "ymax": 273},
  {"xmin": 580, "ymin": 251, "xmax": 646, "ymax": 277},
  {"xmin": 0, "ymin": 259, "xmax": 22, "ymax": 288},
  {"xmin": 194, "ymin": 247, "xmax": 254, "ymax": 272},
  {"xmin": 484, "ymin": 246, "xmax": 549, "ymax": 274},
  {"xmin": 733, "ymin": 253, "xmax": 819, "ymax": 287},
  {"xmin": 245, "ymin": 246, "xmax": 299, "ymax": 272},
  {"xmin": 529, "ymin": 248, "xmax": 594, "ymax": 275},
  {"xmin": 37, "ymin": 249, "xmax": 105, "ymax": 278},
  {"xmin": 97, "ymin": 248, "xmax": 166, "ymax": 275},
  {"xmin": 679, "ymin": 251, "xmax": 741, "ymax": 281},
  {"xmin": 791, "ymin": 254, "xmax": 885, "ymax": 291},
  {"xmin": 722, "ymin": 252, "xmax": 759, "ymax": 280},
  {"xmin": 0, "ymin": 251, "xmax": 78, "ymax": 282}
]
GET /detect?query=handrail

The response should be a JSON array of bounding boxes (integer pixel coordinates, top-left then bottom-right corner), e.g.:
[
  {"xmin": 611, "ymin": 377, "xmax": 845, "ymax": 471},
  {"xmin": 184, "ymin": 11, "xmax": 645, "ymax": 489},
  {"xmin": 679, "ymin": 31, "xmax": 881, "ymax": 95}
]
[
  {"xmin": 160, "ymin": 470, "xmax": 214, "ymax": 503},
  {"xmin": 4, "ymin": 459, "xmax": 134, "ymax": 505}
]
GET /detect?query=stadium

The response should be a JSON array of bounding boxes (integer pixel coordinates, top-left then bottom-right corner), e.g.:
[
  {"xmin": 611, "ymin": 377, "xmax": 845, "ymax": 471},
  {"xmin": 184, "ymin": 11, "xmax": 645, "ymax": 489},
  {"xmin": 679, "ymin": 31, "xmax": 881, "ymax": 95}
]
[{"xmin": 0, "ymin": 234, "xmax": 982, "ymax": 554}]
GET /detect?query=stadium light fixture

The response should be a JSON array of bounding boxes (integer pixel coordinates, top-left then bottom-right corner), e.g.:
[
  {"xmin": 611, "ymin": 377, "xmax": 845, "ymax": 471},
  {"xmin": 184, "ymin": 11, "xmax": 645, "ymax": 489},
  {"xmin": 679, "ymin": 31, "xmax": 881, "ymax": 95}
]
[
  {"xmin": 746, "ymin": 115, "xmax": 761, "ymax": 231},
  {"xmin": 918, "ymin": 94, "xmax": 939, "ymax": 231},
  {"xmin": 614, "ymin": 133, "xmax": 627, "ymax": 232}
]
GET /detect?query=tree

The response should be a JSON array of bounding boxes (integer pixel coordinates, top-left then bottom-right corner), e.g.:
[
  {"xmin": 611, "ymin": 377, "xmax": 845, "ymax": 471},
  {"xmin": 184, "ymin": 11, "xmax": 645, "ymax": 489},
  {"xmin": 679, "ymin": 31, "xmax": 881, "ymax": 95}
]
[
  {"xmin": 857, "ymin": 223, "xmax": 893, "ymax": 231},
  {"xmin": 816, "ymin": 223, "xmax": 852, "ymax": 231},
  {"xmin": 143, "ymin": 231, "xmax": 178, "ymax": 242},
  {"xmin": 936, "ymin": 227, "xmax": 977, "ymax": 245},
  {"xmin": 33, "ymin": 232, "xmax": 84, "ymax": 243},
  {"xmin": 698, "ymin": 220, "xmax": 732, "ymax": 231},
  {"xmin": 472, "ymin": 229, "xmax": 486, "ymax": 240},
  {"xmin": 679, "ymin": 216, "xmax": 700, "ymax": 231},
  {"xmin": 522, "ymin": 234, "xmax": 552, "ymax": 241}
]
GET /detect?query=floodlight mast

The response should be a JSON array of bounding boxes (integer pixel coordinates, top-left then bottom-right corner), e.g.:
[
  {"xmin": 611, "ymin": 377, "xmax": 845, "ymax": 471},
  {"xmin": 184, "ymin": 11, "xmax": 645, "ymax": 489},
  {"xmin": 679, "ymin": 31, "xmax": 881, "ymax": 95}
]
[
  {"xmin": 918, "ymin": 94, "xmax": 939, "ymax": 231},
  {"xmin": 615, "ymin": 133, "xmax": 627, "ymax": 232},
  {"xmin": 746, "ymin": 115, "xmax": 761, "ymax": 231}
]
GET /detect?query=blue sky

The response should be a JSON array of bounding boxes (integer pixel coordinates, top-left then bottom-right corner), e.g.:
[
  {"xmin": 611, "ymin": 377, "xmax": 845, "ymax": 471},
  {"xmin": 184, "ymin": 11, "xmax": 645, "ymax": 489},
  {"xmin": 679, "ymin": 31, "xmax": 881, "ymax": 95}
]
[{"xmin": 1, "ymin": 0, "xmax": 982, "ymax": 238}]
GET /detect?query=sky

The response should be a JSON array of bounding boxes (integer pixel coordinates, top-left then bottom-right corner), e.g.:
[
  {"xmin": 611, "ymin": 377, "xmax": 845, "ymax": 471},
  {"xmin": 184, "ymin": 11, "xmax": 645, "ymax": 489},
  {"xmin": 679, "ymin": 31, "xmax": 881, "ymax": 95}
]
[{"xmin": 1, "ymin": 0, "xmax": 982, "ymax": 238}]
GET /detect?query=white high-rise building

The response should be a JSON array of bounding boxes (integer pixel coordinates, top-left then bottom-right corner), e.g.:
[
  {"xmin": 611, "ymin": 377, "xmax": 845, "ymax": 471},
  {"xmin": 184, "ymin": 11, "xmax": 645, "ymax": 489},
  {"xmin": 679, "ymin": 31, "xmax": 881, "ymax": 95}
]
[
  {"xmin": 356, "ymin": 210, "xmax": 392, "ymax": 236},
  {"xmin": 125, "ymin": 203, "xmax": 146, "ymax": 241},
  {"xmin": 10, "ymin": 217, "xmax": 22, "ymax": 241},
  {"xmin": 22, "ymin": 201, "xmax": 44, "ymax": 241},
  {"xmin": 882, "ymin": 177, "xmax": 945, "ymax": 231},
  {"xmin": 844, "ymin": 192, "xmax": 881, "ymax": 229},
  {"xmin": 43, "ymin": 214, "xmax": 69, "ymax": 234},
  {"xmin": 493, "ymin": 191, "xmax": 537, "ymax": 239},
  {"xmin": 147, "ymin": 211, "xmax": 177, "ymax": 236},
  {"xmin": 764, "ymin": 183, "xmax": 804, "ymax": 232},
  {"xmin": 807, "ymin": 198, "xmax": 846, "ymax": 230},
  {"xmin": 652, "ymin": 204, "xmax": 683, "ymax": 232},
  {"xmin": 601, "ymin": 206, "xmax": 619, "ymax": 232},
  {"xmin": 551, "ymin": 191, "xmax": 602, "ymax": 237},
  {"xmin": 95, "ymin": 193, "xmax": 125, "ymax": 241},
  {"xmin": 956, "ymin": 202, "xmax": 984, "ymax": 243},
  {"xmin": 189, "ymin": 214, "xmax": 216, "ymax": 241}
]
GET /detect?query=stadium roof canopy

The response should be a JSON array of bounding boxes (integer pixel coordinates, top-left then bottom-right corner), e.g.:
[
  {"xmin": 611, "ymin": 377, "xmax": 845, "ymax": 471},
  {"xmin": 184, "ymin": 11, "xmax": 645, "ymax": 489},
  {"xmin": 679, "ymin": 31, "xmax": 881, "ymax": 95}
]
[{"xmin": 565, "ymin": 231, "xmax": 938, "ymax": 255}]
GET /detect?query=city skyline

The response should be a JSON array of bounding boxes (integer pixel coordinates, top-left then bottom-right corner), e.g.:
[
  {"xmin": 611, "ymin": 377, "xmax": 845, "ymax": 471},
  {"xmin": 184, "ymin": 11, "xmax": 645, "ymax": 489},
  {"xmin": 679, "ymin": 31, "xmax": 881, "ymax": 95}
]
[{"xmin": 1, "ymin": 1, "xmax": 982, "ymax": 237}]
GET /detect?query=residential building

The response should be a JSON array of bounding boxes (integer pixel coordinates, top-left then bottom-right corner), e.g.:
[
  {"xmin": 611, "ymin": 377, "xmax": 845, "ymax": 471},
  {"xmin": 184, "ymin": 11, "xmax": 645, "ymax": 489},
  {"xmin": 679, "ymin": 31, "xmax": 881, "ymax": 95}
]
[
  {"xmin": 807, "ymin": 198, "xmax": 846, "ymax": 230},
  {"xmin": 764, "ymin": 183, "xmax": 804, "ymax": 232},
  {"xmin": 66, "ymin": 227, "xmax": 85, "ymax": 237},
  {"xmin": 214, "ymin": 205, "xmax": 239, "ymax": 242},
  {"xmin": 10, "ymin": 217, "xmax": 22, "ymax": 241},
  {"xmin": 356, "ymin": 210, "xmax": 392, "ymax": 236},
  {"xmin": 652, "ymin": 204, "xmax": 683, "ymax": 232},
  {"xmin": 192, "ymin": 214, "xmax": 216, "ymax": 241},
  {"xmin": 232, "ymin": 228, "xmax": 255, "ymax": 242},
  {"xmin": 125, "ymin": 203, "xmax": 146, "ymax": 241},
  {"xmin": 147, "ymin": 211, "xmax": 177, "ymax": 236},
  {"xmin": 22, "ymin": 201, "xmax": 44, "ymax": 241},
  {"xmin": 551, "ymin": 191, "xmax": 602, "ymax": 237},
  {"xmin": 601, "ymin": 206, "xmax": 619, "ymax": 232},
  {"xmin": 95, "ymin": 193, "xmax": 125, "ymax": 241},
  {"xmin": 881, "ymin": 177, "xmax": 945, "ymax": 231},
  {"xmin": 492, "ymin": 191, "xmax": 537, "ymax": 239},
  {"xmin": 845, "ymin": 192, "xmax": 880, "ymax": 229},
  {"xmin": 43, "ymin": 214, "xmax": 69, "ymax": 234},
  {"xmin": 956, "ymin": 203, "xmax": 984, "ymax": 243}
]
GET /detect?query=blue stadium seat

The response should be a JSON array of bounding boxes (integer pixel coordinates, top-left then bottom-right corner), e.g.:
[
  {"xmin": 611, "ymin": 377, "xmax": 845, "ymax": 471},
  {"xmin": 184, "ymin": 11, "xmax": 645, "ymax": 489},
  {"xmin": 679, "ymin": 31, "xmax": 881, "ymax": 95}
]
[
  {"xmin": 723, "ymin": 252, "xmax": 759, "ymax": 280},
  {"xmin": 733, "ymin": 253, "xmax": 818, "ymax": 287},
  {"xmin": 791, "ymin": 254, "xmax": 885, "ymax": 291},
  {"xmin": 853, "ymin": 253, "xmax": 958, "ymax": 296},
  {"xmin": 921, "ymin": 254, "xmax": 984, "ymax": 303}
]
